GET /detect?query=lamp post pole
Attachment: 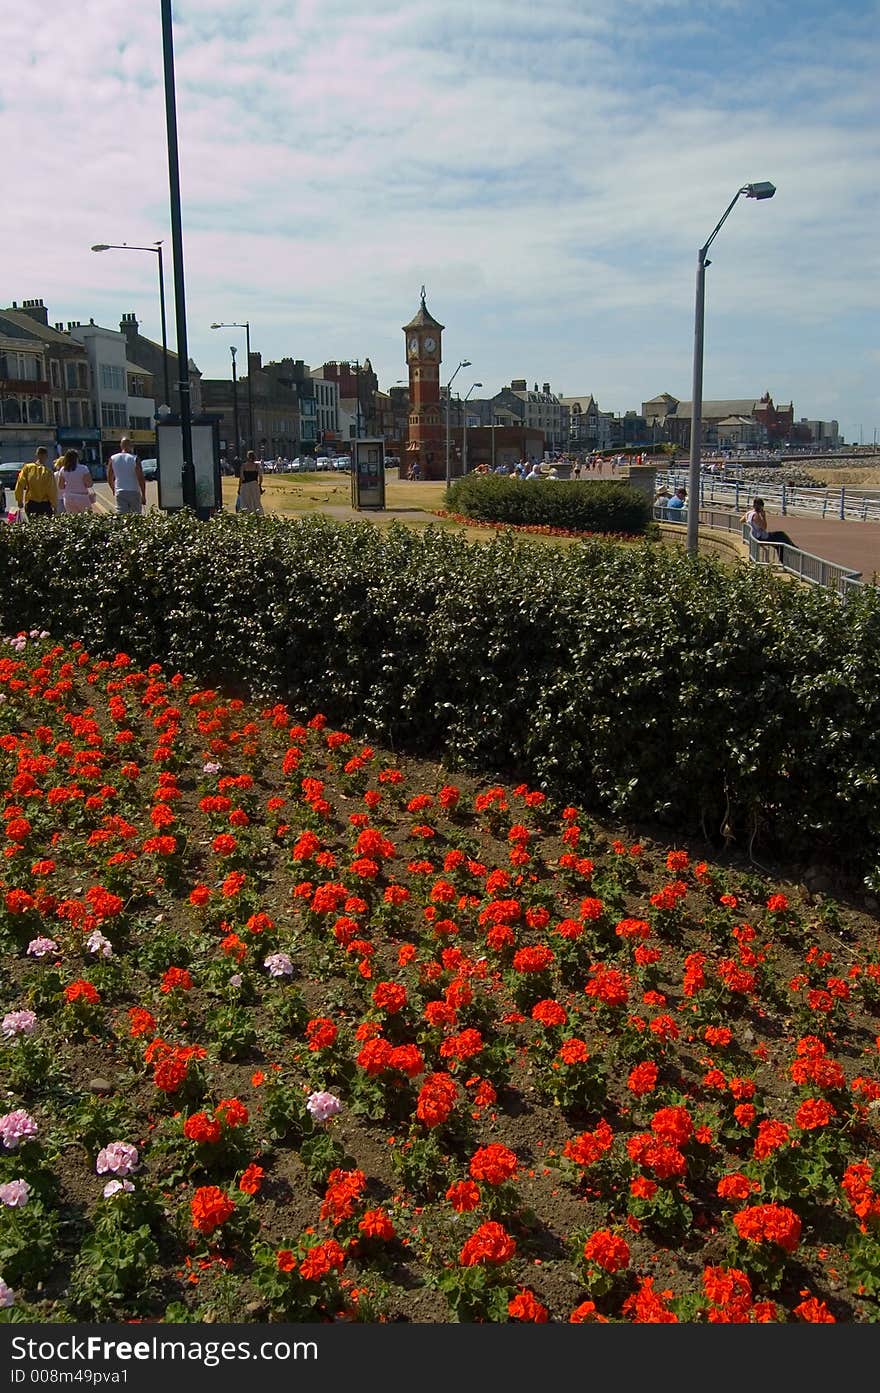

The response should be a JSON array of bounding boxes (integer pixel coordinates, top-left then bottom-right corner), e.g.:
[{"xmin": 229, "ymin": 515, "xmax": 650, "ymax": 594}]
[
  {"xmin": 444, "ymin": 359, "xmax": 471, "ymax": 487},
  {"xmin": 160, "ymin": 0, "xmax": 196, "ymax": 509},
  {"xmin": 462, "ymin": 381, "xmax": 482, "ymax": 474},
  {"xmin": 686, "ymin": 181, "xmax": 776, "ymax": 556},
  {"xmin": 211, "ymin": 322, "xmax": 252, "ymax": 450},
  {"xmin": 90, "ymin": 241, "xmax": 171, "ymax": 409},
  {"xmin": 230, "ymin": 346, "xmax": 240, "ymax": 461}
]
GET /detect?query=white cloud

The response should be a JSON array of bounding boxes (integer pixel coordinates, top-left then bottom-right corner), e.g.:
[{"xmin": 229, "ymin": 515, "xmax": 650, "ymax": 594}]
[{"xmin": 2, "ymin": 0, "xmax": 877, "ymax": 436}]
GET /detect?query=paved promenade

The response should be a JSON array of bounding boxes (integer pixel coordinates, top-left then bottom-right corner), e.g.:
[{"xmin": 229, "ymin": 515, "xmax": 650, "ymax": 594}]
[{"xmin": 764, "ymin": 509, "xmax": 879, "ymax": 582}]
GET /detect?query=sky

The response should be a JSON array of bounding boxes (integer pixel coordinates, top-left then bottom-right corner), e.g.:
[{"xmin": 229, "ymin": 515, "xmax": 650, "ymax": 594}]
[{"xmin": 3, "ymin": 0, "xmax": 879, "ymax": 441}]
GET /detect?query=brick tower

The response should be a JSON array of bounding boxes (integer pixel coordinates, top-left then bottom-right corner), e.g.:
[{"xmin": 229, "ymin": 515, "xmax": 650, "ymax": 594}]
[{"xmin": 402, "ymin": 288, "xmax": 444, "ymax": 479}]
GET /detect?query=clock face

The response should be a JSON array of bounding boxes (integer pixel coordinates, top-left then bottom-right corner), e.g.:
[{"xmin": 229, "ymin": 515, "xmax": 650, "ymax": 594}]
[
  {"xmin": 424, "ymin": 336, "xmax": 436, "ymax": 353},
  {"xmin": 408, "ymin": 337, "xmax": 419, "ymax": 356}
]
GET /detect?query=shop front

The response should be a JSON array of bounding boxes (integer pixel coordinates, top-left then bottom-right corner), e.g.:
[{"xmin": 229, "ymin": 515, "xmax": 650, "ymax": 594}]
[{"xmin": 56, "ymin": 427, "xmax": 103, "ymax": 473}]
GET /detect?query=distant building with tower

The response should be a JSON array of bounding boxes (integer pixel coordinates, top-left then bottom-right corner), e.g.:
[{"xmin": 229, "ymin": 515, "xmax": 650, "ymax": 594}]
[{"xmin": 403, "ymin": 290, "xmax": 445, "ymax": 479}]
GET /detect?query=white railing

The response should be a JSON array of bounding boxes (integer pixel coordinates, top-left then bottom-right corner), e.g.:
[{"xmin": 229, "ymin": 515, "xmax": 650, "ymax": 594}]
[
  {"xmin": 653, "ymin": 505, "xmax": 864, "ymax": 597},
  {"xmin": 658, "ymin": 471, "xmax": 880, "ymax": 523}
]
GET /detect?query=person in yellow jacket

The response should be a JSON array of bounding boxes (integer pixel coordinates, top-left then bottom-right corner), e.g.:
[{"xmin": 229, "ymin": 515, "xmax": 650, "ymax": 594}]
[{"xmin": 14, "ymin": 448, "xmax": 58, "ymax": 519}]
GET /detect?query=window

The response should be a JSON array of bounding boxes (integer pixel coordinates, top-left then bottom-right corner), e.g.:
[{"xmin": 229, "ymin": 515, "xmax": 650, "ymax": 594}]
[
  {"xmin": 50, "ymin": 360, "xmax": 61, "ymax": 388},
  {"xmin": 2, "ymin": 398, "xmax": 21, "ymax": 423},
  {"xmin": 100, "ymin": 363, "xmax": 125, "ymax": 392},
  {"xmin": 67, "ymin": 400, "xmax": 81, "ymax": 428},
  {"xmin": 65, "ymin": 362, "xmax": 78, "ymax": 390},
  {"xmin": 27, "ymin": 398, "xmax": 44, "ymax": 424},
  {"xmin": 128, "ymin": 416, "xmax": 152, "ymax": 431},
  {"xmin": 52, "ymin": 399, "xmax": 62, "ymax": 424},
  {"xmin": 101, "ymin": 402, "xmax": 127, "ymax": 428},
  {"xmin": 78, "ymin": 364, "xmax": 88, "ymax": 389},
  {"xmin": 0, "ymin": 352, "xmax": 40, "ymax": 380}
]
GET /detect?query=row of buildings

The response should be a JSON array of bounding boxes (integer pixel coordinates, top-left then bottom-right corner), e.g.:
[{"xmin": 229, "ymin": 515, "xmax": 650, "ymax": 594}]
[{"xmin": 0, "ymin": 292, "xmax": 842, "ymax": 472}]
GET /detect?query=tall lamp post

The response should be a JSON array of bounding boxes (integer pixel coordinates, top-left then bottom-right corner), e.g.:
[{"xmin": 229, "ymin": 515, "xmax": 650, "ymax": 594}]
[
  {"xmin": 687, "ymin": 180, "xmax": 776, "ymax": 556},
  {"xmin": 160, "ymin": 0, "xmax": 196, "ymax": 510},
  {"xmin": 230, "ymin": 346, "xmax": 241, "ymax": 461},
  {"xmin": 445, "ymin": 359, "xmax": 471, "ymax": 487},
  {"xmin": 91, "ymin": 242, "xmax": 170, "ymax": 409},
  {"xmin": 211, "ymin": 321, "xmax": 253, "ymax": 450},
  {"xmin": 461, "ymin": 382, "xmax": 482, "ymax": 474}
]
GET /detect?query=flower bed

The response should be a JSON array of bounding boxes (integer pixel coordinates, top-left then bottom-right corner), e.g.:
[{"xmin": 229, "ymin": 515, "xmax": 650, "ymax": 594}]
[
  {"xmin": 433, "ymin": 509, "xmax": 647, "ymax": 542},
  {"xmin": 1, "ymin": 634, "xmax": 880, "ymax": 1323}
]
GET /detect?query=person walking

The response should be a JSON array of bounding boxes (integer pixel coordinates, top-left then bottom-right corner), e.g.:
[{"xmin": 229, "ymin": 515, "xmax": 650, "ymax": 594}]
[
  {"xmin": 237, "ymin": 450, "xmax": 264, "ymax": 513},
  {"xmin": 14, "ymin": 447, "xmax": 58, "ymax": 519},
  {"xmin": 56, "ymin": 449, "xmax": 95, "ymax": 514},
  {"xmin": 107, "ymin": 438, "xmax": 146, "ymax": 515}
]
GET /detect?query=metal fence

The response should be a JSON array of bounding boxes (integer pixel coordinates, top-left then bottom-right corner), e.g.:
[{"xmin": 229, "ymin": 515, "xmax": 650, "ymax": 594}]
[
  {"xmin": 658, "ymin": 471, "xmax": 880, "ymax": 523},
  {"xmin": 653, "ymin": 505, "xmax": 864, "ymax": 597}
]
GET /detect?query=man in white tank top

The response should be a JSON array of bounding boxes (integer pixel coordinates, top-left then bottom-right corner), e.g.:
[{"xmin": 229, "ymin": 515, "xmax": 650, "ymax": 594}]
[{"xmin": 107, "ymin": 438, "xmax": 146, "ymax": 515}]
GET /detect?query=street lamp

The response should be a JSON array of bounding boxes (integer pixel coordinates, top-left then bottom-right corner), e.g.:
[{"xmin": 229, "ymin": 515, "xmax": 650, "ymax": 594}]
[
  {"xmin": 229, "ymin": 346, "xmax": 241, "ymax": 461},
  {"xmin": 445, "ymin": 359, "xmax": 471, "ymax": 487},
  {"xmin": 686, "ymin": 180, "xmax": 776, "ymax": 555},
  {"xmin": 160, "ymin": 0, "xmax": 196, "ymax": 510},
  {"xmin": 211, "ymin": 322, "xmax": 253, "ymax": 450},
  {"xmin": 91, "ymin": 241, "xmax": 170, "ymax": 409},
  {"xmin": 461, "ymin": 382, "xmax": 482, "ymax": 474}
]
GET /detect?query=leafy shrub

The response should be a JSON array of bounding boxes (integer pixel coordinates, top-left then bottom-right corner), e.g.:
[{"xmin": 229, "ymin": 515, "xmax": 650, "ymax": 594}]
[
  {"xmin": 445, "ymin": 475, "xmax": 651, "ymax": 534},
  {"xmin": 1, "ymin": 512, "xmax": 879, "ymax": 873}
]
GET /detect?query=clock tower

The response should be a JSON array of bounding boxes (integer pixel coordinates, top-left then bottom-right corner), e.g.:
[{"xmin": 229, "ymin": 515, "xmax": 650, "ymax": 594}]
[{"xmin": 402, "ymin": 287, "xmax": 444, "ymax": 479}]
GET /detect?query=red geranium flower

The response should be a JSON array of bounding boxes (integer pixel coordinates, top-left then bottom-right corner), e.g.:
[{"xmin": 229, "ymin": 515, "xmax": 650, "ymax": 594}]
[
  {"xmin": 584, "ymin": 1229, "xmax": 630, "ymax": 1273},
  {"xmin": 190, "ymin": 1186, "xmax": 234, "ymax": 1234}
]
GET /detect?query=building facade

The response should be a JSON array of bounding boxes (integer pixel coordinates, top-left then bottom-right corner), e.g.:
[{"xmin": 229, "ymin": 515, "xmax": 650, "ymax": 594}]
[
  {"xmin": 798, "ymin": 419, "xmax": 842, "ymax": 449},
  {"xmin": 642, "ymin": 391, "xmax": 796, "ymax": 449},
  {"xmin": 68, "ymin": 319, "xmax": 137, "ymax": 459},
  {"xmin": 492, "ymin": 381, "xmax": 569, "ymax": 450},
  {"xmin": 118, "ymin": 312, "xmax": 202, "ymax": 422},
  {"xmin": 0, "ymin": 300, "xmax": 95, "ymax": 464},
  {"xmin": 561, "ymin": 395, "xmax": 600, "ymax": 449},
  {"xmin": 308, "ymin": 372, "xmax": 340, "ymax": 448},
  {"xmin": 320, "ymin": 360, "xmax": 379, "ymax": 439}
]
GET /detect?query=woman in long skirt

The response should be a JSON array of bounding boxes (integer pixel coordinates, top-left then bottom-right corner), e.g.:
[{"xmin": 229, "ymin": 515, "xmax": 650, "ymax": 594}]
[{"xmin": 237, "ymin": 451, "xmax": 264, "ymax": 513}]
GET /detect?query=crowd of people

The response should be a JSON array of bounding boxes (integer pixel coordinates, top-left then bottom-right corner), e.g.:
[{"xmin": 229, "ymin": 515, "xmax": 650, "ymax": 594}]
[
  {"xmin": 5, "ymin": 440, "xmax": 268, "ymax": 520},
  {"xmin": 409, "ymin": 452, "xmax": 649, "ymax": 482}
]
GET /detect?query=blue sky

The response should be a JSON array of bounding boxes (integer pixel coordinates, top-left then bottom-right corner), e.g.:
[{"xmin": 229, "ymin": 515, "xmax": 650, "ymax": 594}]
[{"xmin": 3, "ymin": 0, "xmax": 878, "ymax": 439}]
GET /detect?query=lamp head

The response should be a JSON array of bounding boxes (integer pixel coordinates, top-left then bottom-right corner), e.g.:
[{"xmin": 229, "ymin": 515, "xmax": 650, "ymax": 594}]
[
  {"xmin": 91, "ymin": 244, "xmax": 110, "ymax": 252},
  {"xmin": 461, "ymin": 359, "xmax": 471, "ymax": 367},
  {"xmin": 210, "ymin": 322, "xmax": 223, "ymax": 329},
  {"xmin": 745, "ymin": 181, "xmax": 776, "ymax": 200},
  {"xmin": 473, "ymin": 382, "xmax": 483, "ymax": 388}
]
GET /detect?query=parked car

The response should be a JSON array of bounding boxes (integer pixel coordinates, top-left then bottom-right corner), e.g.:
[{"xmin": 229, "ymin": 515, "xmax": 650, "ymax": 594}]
[
  {"xmin": 332, "ymin": 456, "xmax": 351, "ymax": 471},
  {"xmin": 141, "ymin": 458, "xmax": 158, "ymax": 481},
  {"xmin": 0, "ymin": 463, "xmax": 24, "ymax": 490},
  {"xmin": 315, "ymin": 457, "xmax": 334, "ymax": 471}
]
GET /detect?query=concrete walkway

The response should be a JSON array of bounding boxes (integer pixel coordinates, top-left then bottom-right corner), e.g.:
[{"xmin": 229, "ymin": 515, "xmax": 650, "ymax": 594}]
[{"xmin": 764, "ymin": 511, "xmax": 879, "ymax": 582}]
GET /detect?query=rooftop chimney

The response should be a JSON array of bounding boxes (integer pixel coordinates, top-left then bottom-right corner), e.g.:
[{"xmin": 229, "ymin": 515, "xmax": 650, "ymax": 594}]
[
  {"xmin": 542, "ymin": 382, "xmax": 550, "ymax": 394},
  {"xmin": 19, "ymin": 298, "xmax": 49, "ymax": 327}
]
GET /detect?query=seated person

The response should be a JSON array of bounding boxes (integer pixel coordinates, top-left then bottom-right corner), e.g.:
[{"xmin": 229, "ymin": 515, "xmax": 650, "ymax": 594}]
[
  {"xmin": 742, "ymin": 497, "xmax": 794, "ymax": 555},
  {"xmin": 666, "ymin": 486, "xmax": 687, "ymax": 518}
]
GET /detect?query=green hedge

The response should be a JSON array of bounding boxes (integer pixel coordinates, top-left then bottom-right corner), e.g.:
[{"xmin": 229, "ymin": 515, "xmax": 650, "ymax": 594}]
[
  {"xmin": 1, "ymin": 512, "xmax": 878, "ymax": 876},
  {"xmin": 444, "ymin": 475, "xmax": 651, "ymax": 534}
]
